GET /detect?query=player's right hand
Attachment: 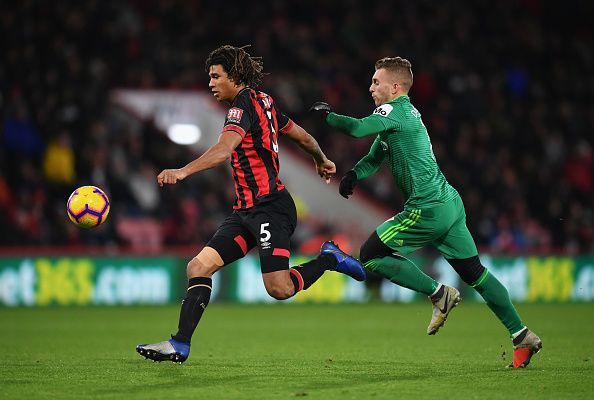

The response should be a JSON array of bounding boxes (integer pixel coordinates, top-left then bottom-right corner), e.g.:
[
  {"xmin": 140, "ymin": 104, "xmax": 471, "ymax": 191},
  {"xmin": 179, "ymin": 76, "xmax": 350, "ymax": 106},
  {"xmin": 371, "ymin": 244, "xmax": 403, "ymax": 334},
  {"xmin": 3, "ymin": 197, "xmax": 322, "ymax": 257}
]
[
  {"xmin": 316, "ymin": 159, "xmax": 336, "ymax": 184},
  {"xmin": 339, "ymin": 170, "xmax": 358, "ymax": 199},
  {"xmin": 157, "ymin": 168, "xmax": 187, "ymax": 187},
  {"xmin": 309, "ymin": 102, "xmax": 333, "ymax": 116}
]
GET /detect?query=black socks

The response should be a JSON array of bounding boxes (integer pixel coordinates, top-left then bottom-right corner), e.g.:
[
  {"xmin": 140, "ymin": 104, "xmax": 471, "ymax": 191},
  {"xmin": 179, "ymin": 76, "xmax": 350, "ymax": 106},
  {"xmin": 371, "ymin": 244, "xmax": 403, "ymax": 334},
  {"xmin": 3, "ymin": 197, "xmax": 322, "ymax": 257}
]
[
  {"xmin": 289, "ymin": 254, "xmax": 335, "ymax": 292},
  {"xmin": 172, "ymin": 277, "xmax": 212, "ymax": 344}
]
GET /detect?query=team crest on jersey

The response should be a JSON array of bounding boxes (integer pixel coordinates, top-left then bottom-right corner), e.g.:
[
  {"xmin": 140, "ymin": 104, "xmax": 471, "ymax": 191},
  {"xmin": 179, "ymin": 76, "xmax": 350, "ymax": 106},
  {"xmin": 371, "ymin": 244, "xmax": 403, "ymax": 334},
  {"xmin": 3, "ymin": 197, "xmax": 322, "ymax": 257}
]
[
  {"xmin": 227, "ymin": 107, "xmax": 244, "ymax": 123},
  {"xmin": 373, "ymin": 104, "xmax": 393, "ymax": 117}
]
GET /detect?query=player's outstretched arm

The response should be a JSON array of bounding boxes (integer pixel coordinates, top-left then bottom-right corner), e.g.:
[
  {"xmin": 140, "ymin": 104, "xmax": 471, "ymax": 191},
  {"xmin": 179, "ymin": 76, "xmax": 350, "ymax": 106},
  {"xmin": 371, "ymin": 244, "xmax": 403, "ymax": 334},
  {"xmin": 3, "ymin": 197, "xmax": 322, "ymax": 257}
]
[
  {"xmin": 309, "ymin": 102, "xmax": 386, "ymax": 138},
  {"xmin": 157, "ymin": 130, "xmax": 242, "ymax": 187},
  {"xmin": 283, "ymin": 121, "xmax": 336, "ymax": 183}
]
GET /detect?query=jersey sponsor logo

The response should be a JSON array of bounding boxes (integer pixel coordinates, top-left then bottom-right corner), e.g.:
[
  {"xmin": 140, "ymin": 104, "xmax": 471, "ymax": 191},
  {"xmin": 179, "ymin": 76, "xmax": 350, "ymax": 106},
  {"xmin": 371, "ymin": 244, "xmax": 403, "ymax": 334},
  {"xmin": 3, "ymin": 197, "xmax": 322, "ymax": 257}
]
[
  {"xmin": 227, "ymin": 107, "xmax": 244, "ymax": 123},
  {"xmin": 373, "ymin": 104, "xmax": 393, "ymax": 117},
  {"xmin": 261, "ymin": 96, "xmax": 272, "ymax": 109}
]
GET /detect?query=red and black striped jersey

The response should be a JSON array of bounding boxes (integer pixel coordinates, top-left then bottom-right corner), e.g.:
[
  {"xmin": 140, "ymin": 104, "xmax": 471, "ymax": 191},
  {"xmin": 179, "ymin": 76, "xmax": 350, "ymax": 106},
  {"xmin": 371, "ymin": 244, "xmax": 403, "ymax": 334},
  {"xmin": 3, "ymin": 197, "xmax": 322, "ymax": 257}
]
[{"xmin": 222, "ymin": 88, "xmax": 294, "ymax": 210}]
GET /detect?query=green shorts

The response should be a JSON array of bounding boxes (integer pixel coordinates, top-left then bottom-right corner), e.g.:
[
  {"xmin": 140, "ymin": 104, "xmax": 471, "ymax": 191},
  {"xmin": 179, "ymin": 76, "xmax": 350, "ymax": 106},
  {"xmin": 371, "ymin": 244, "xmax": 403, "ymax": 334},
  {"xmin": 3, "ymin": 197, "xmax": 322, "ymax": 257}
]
[{"xmin": 376, "ymin": 194, "xmax": 478, "ymax": 259}]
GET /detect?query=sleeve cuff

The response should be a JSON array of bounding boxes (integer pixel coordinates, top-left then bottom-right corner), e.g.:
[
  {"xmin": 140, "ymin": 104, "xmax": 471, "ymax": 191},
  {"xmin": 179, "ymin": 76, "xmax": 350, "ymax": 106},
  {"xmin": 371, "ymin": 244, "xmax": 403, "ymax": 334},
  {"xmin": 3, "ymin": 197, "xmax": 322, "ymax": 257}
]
[
  {"xmin": 223, "ymin": 124, "xmax": 246, "ymax": 138},
  {"xmin": 279, "ymin": 119, "xmax": 295, "ymax": 134}
]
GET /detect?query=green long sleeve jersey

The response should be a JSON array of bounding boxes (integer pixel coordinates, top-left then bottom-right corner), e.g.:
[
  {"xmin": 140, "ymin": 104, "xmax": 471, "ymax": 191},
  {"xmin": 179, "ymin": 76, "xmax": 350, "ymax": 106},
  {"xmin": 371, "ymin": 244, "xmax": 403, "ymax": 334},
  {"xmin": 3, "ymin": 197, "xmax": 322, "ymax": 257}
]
[{"xmin": 326, "ymin": 95, "xmax": 458, "ymax": 209}]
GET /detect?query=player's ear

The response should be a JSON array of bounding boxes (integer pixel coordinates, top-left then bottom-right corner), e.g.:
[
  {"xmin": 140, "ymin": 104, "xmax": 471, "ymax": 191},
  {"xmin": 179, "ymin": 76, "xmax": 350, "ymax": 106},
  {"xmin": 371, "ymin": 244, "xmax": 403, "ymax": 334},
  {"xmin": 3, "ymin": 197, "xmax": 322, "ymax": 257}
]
[{"xmin": 393, "ymin": 82, "xmax": 400, "ymax": 95}]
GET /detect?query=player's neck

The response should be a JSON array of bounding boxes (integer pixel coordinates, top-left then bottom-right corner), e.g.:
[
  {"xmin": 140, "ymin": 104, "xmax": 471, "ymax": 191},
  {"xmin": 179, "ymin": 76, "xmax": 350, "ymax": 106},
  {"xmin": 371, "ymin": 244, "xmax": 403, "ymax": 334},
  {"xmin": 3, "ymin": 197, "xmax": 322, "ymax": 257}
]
[
  {"xmin": 387, "ymin": 92, "xmax": 409, "ymax": 103},
  {"xmin": 229, "ymin": 85, "xmax": 248, "ymax": 102}
]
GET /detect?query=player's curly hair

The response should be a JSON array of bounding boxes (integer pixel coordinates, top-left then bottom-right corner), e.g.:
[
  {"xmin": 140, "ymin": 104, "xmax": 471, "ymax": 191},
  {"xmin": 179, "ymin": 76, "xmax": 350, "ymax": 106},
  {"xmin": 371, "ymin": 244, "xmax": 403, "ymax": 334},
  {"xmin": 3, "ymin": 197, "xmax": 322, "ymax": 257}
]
[
  {"xmin": 375, "ymin": 56, "xmax": 413, "ymax": 91},
  {"xmin": 205, "ymin": 45, "xmax": 265, "ymax": 88}
]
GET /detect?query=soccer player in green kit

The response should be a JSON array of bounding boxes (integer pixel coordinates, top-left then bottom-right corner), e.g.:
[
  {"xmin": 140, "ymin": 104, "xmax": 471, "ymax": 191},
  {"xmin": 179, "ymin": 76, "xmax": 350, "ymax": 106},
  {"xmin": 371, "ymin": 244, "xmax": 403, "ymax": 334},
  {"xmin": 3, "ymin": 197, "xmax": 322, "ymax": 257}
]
[{"xmin": 310, "ymin": 56, "xmax": 542, "ymax": 368}]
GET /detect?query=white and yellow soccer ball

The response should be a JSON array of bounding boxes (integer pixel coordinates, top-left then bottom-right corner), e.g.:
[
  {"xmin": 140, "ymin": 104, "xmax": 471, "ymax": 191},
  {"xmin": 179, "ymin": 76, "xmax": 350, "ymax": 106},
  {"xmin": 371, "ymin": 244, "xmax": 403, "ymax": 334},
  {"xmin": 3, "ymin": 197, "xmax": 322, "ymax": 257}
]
[{"xmin": 66, "ymin": 186, "xmax": 110, "ymax": 229}]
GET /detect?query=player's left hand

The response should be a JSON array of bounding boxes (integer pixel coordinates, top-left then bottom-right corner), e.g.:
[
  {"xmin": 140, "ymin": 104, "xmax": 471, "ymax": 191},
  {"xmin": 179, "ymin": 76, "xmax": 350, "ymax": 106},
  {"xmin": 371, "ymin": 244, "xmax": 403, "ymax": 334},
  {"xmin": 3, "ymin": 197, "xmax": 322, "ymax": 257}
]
[
  {"xmin": 316, "ymin": 159, "xmax": 336, "ymax": 184},
  {"xmin": 309, "ymin": 102, "xmax": 333, "ymax": 116},
  {"xmin": 157, "ymin": 168, "xmax": 187, "ymax": 187},
  {"xmin": 339, "ymin": 170, "xmax": 358, "ymax": 198}
]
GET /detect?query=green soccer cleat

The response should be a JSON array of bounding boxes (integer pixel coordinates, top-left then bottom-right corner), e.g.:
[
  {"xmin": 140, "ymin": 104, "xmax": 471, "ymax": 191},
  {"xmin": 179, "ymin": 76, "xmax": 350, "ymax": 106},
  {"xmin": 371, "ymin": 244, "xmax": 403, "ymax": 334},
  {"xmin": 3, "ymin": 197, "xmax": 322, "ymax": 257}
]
[{"xmin": 427, "ymin": 285, "xmax": 461, "ymax": 335}]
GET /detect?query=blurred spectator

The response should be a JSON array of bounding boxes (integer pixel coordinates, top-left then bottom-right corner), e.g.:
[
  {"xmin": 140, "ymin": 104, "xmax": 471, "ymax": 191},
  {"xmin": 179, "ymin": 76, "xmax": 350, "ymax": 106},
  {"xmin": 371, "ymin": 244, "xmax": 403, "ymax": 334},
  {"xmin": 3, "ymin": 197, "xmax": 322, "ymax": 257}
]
[
  {"xmin": 43, "ymin": 131, "xmax": 76, "ymax": 185},
  {"xmin": 2, "ymin": 95, "xmax": 43, "ymax": 156}
]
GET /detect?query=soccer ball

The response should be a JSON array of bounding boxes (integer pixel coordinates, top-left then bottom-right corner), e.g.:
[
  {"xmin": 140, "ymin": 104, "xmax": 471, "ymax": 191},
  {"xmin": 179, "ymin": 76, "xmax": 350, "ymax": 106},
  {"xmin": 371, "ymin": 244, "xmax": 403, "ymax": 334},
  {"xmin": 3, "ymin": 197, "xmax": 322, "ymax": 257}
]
[{"xmin": 66, "ymin": 186, "xmax": 110, "ymax": 229}]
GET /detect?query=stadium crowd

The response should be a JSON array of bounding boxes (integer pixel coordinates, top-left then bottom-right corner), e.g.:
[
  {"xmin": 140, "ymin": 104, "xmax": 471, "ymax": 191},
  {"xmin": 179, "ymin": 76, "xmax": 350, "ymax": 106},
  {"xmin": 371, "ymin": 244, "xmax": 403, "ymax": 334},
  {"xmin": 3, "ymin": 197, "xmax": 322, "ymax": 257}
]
[{"xmin": 1, "ymin": 0, "xmax": 592, "ymax": 254}]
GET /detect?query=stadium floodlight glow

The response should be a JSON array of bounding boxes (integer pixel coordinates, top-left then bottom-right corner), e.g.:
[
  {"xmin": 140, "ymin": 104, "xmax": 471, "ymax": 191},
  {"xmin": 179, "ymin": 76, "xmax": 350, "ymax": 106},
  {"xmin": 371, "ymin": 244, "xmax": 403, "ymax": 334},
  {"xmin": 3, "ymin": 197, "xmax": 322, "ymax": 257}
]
[{"xmin": 167, "ymin": 124, "xmax": 202, "ymax": 145}]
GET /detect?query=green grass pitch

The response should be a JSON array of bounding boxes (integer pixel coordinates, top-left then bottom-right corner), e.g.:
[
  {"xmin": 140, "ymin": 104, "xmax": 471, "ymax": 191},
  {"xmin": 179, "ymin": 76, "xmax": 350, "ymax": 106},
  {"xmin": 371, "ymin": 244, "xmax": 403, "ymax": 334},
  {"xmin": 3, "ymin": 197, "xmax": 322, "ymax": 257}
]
[{"xmin": 1, "ymin": 303, "xmax": 593, "ymax": 399}]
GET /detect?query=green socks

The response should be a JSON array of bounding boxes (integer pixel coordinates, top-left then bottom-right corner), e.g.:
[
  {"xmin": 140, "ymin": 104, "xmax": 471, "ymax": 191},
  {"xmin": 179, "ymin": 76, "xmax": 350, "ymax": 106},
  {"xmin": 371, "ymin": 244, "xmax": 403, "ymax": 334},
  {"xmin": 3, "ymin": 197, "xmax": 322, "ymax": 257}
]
[
  {"xmin": 471, "ymin": 270, "xmax": 525, "ymax": 335},
  {"xmin": 364, "ymin": 254, "xmax": 525, "ymax": 336},
  {"xmin": 364, "ymin": 254, "xmax": 438, "ymax": 296}
]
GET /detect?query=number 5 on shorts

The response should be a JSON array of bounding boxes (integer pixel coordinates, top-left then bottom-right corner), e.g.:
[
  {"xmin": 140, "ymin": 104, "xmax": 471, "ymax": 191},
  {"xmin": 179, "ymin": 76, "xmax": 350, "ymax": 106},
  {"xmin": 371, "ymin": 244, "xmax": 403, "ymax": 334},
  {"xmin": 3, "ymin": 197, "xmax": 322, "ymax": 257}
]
[{"xmin": 260, "ymin": 223, "xmax": 271, "ymax": 242}]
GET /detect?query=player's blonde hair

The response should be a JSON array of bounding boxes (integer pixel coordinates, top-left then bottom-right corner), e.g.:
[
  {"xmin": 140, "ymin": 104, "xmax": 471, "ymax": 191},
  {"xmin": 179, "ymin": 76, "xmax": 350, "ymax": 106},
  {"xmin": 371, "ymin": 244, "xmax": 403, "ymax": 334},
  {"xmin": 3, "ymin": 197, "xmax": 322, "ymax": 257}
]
[{"xmin": 375, "ymin": 57, "xmax": 413, "ymax": 92}]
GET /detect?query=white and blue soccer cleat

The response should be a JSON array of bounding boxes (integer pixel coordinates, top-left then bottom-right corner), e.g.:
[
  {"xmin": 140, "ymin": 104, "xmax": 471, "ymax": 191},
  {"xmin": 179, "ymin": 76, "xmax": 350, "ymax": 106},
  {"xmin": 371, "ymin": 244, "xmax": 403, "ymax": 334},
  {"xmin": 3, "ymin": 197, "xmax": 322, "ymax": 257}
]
[{"xmin": 136, "ymin": 338, "xmax": 190, "ymax": 364}]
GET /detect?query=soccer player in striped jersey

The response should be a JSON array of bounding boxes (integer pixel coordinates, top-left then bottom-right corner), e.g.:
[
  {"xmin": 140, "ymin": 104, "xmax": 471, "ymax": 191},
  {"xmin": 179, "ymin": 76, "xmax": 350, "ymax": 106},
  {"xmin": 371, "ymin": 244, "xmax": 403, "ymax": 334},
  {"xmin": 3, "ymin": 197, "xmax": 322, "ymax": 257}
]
[
  {"xmin": 310, "ymin": 57, "xmax": 542, "ymax": 368},
  {"xmin": 136, "ymin": 45, "xmax": 365, "ymax": 364}
]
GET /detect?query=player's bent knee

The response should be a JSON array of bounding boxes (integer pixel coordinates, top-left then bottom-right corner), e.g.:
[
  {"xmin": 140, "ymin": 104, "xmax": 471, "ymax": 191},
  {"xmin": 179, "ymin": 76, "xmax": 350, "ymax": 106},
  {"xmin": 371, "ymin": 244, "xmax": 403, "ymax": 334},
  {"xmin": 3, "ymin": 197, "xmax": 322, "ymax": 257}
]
[
  {"xmin": 360, "ymin": 231, "xmax": 394, "ymax": 264},
  {"xmin": 265, "ymin": 285, "xmax": 294, "ymax": 300},
  {"xmin": 187, "ymin": 247, "xmax": 224, "ymax": 278},
  {"xmin": 446, "ymin": 256, "xmax": 485, "ymax": 285},
  {"xmin": 262, "ymin": 272, "xmax": 295, "ymax": 300},
  {"xmin": 186, "ymin": 258, "xmax": 211, "ymax": 278}
]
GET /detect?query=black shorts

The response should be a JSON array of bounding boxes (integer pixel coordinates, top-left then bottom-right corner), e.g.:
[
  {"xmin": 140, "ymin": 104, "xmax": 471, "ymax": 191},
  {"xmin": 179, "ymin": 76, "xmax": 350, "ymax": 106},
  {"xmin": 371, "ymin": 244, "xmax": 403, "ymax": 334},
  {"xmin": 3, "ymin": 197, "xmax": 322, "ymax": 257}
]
[{"xmin": 206, "ymin": 189, "xmax": 297, "ymax": 273}]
